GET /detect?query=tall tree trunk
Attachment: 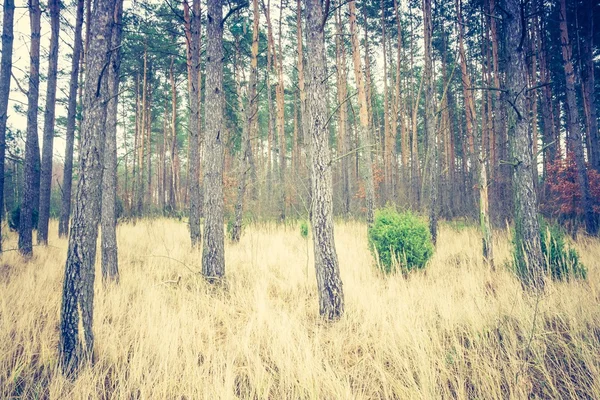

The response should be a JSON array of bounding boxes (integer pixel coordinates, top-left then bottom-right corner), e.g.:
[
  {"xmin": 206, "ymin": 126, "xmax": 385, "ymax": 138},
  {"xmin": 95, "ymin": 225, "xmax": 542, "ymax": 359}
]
[
  {"xmin": 169, "ymin": 58, "xmax": 179, "ymax": 210},
  {"xmin": 581, "ymin": 0, "xmax": 599, "ymax": 172},
  {"xmin": 305, "ymin": 0, "xmax": 344, "ymax": 320},
  {"xmin": 59, "ymin": 0, "xmax": 84, "ymax": 237},
  {"xmin": 393, "ymin": 0, "xmax": 407, "ymax": 205},
  {"xmin": 559, "ymin": 0, "xmax": 597, "ymax": 235},
  {"xmin": 504, "ymin": 0, "xmax": 544, "ymax": 289},
  {"xmin": 202, "ymin": 0, "xmax": 225, "ymax": 281},
  {"xmin": 19, "ymin": 0, "xmax": 42, "ymax": 256},
  {"xmin": 59, "ymin": 0, "xmax": 119, "ymax": 375},
  {"xmin": 184, "ymin": 0, "xmax": 202, "ymax": 246},
  {"xmin": 334, "ymin": 7, "xmax": 350, "ymax": 216},
  {"xmin": 423, "ymin": 0, "xmax": 438, "ymax": 244},
  {"xmin": 232, "ymin": 0, "xmax": 259, "ymax": 242},
  {"xmin": 101, "ymin": 0, "xmax": 123, "ymax": 283},
  {"xmin": 381, "ymin": 0, "xmax": 392, "ymax": 205},
  {"xmin": 455, "ymin": 0, "xmax": 477, "ymax": 212},
  {"xmin": 348, "ymin": 0, "xmax": 375, "ymax": 225},
  {"xmin": 137, "ymin": 47, "xmax": 147, "ymax": 216},
  {"xmin": 37, "ymin": 0, "xmax": 60, "ymax": 245},
  {"xmin": 0, "ymin": 0, "xmax": 15, "ymax": 251}
]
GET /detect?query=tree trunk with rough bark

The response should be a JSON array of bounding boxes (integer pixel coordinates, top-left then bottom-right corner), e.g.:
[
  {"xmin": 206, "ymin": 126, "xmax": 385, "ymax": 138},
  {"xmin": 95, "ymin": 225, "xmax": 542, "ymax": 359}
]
[
  {"xmin": 37, "ymin": 0, "xmax": 60, "ymax": 245},
  {"xmin": 202, "ymin": 0, "xmax": 225, "ymax": 282},
  {"xmin": 559, "ymin": 0, "xmax": 597, "ymax": 235},
  {"xmin": 0, "ymin": 0, "xmax": 15, "ymax": 251},
  {"xmin": 504, "ymin": 0, "xmax": 544, "ymax": 289},
  {"xmin": 305, "ymin": 0, "xmax": 344, "ymax": 320},
  {"xmin": 581, "ymin": 0, "xmax": 599, "ymax": 172},
  {"xmin": 101, "ymin": 0, "xmax": 123, "ymax": 283},
  {"xmin": 59, "ymin": 0, "xmax": 84, "ymax": 238},
  {"xmin": 19, "ymin": 0, "xmax": 42, "ymax": 256},
  {"xmin": 59, "ymin": 0, "xmax": 118, "ymax": 375}
]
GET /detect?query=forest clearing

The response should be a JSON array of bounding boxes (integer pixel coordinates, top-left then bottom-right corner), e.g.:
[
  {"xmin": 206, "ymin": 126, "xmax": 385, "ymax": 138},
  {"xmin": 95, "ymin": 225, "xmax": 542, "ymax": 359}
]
[
  {"xmin": 2, "ymin": 0, "xmax": 600, "ymax": 397},
  {"xmin": 1, "ymin": 219, "xmax": 600, "ymax": 399}
]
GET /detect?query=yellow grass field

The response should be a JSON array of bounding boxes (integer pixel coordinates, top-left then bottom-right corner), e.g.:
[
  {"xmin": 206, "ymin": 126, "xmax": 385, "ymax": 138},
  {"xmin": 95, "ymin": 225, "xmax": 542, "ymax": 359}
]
[{"xmin": 1, "ymin": 219, "xmax": 600, "ymax": 399}]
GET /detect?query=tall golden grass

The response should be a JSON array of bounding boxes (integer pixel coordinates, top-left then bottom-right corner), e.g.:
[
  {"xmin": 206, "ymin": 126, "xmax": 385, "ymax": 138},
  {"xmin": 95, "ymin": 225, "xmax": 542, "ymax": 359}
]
[{"xmin": 1, "ymin": 219, "xmax": 600, "ymax": 399}]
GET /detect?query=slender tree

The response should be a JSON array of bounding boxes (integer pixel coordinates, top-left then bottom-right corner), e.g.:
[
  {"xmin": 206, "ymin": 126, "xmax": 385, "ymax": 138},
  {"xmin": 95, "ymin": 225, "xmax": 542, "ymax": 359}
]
[
  {"xmin": 59, "ymin": 0, "xmax": 85, "ymax": 238},
  {"xmin": 37, "ymin": 0, "xmax": 61, "ymax": 245},
  {"xmin": 183, "ymin": 0, "xmax": 202, "ymax": 246},
  {"xmin": 348, "ymin": 0, "xmax": 375, "ymax": 225},
  {"xmin": 0, "ymin": 0, "xmax": 15, "ymax": 251},
  {"xmin": 101, "ymin": 0, "xmax": 124, "ymax": 283},
  {"xmin": 19, "ymin": 0, "xmax": 42, "ymax": 256},
  {"xmin": 305, "ymin": 0, "xmax": 344, "ymax": 319},
  {"xmin": 558, "ymin": 0, "xmax": 597, "ymax": 235},
  {"xmin": 59, "ymin": 0, "xmax": 120, "ymax": 375},
  {"xmin": 201, "ymin": 0, "xmax": 225, "ymax": 281}
]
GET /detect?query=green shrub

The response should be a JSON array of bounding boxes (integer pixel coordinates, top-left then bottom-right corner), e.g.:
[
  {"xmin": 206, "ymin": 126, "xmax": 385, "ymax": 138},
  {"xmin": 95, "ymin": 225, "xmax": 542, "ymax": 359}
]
[
  {"xmin": 513, "ymin": 220, "xmax": 586, "ymax": 282},
  {"xmin": 368, "ymin": 209, "xmax": 434, "ymax": 274},
  {"xmin": 539, "ymin": 221, "xmax": 586, "ymax": 281}
]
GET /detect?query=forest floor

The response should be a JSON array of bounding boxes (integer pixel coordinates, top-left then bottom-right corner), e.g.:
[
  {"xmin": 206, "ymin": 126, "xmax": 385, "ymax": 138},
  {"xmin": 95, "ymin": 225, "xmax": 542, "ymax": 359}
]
[{"xmin": 1, "ymin": 219, "xmax": 600, "ymax": 399}]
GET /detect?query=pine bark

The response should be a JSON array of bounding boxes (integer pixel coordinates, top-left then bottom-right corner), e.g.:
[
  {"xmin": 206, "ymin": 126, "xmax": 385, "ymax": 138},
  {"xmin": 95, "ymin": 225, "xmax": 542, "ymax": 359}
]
[
  {"xmin": 580, "ymin": 0, "xmax": 599, "ymax": 172},
  {"xmin": 59, "ymin": 0, "xmax": 84, "ymax": 238},
  {"xmin": 504, "ymin": 0, "xmax": 544, "ymax": 289},
  {"xmin": 0, "ymin": 0, "xmax": 15, "ymax": 251},
  {"xmin": 202, "ymin": 0, "xmax": 225, "ymax": 281},
  {"xmin": 305, "ymin": 0, "xmax": 344, "ymax": 320},
  {"xmin": 19, "ymin": 0, "xmax": 42, "ymax": 256},
  {"xmin": 559, "ymin": 0, "xmax": 597, "ymax": 235},
  {"xmin": 60, "ymin": 0, "xmax": 118, "ymax": 375},
  {"xmin": 101, "ymin": 0, "xmax": 123, "ymax": 283},
  {"xmin": 37, "ymin": 0, "xmax": 60, "ymax": 245}
]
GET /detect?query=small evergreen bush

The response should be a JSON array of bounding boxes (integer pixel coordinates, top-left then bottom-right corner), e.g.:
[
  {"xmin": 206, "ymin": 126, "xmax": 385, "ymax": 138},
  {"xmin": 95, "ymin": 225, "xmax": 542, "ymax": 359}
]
[
  {"xmin": 513, "ymin": 219, "xmax": 586, "ymax": 282},
  {"xmin": 539, "ymin": 221, "xmax": 586, "ymax": 281},
  {"xmin": 368, "ymin": 209, "xmax": 434, "ymax": 274}
]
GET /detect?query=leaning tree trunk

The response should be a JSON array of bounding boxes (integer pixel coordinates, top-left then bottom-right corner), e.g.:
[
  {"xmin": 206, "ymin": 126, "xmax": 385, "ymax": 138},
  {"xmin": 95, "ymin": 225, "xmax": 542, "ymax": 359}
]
[
  {"xmin": 504, "ymin": 0, "xmax": 544, "ymax": 289},
  {"xmin": 305, "ymin": 0, "xmax": 344, "ymax": 320},
  {"xmin": 0, "ymin": 0, "xmax": 15, "ymax": 251},
  {"xmin": 559, "ymin": 0, "xmax": 597, "ymax": 235},
  {"xmin": 201, "ymin": 0, "xmax": 225, "ymax": 281},
  {"xmin": 19, "ymin": 0, "xmax": 42, "ymax": 256},
  {"xmin": 423, "ymin": 0, "xmax": 438, "ymax": 244},
  {"xmin": 59, "ymin": 0, "xmax": 84, "ymax": 238},
  {"xmin": 59, "ymin": 0, "xmax": 119, "ymax": 376},
  {"xmin": 101, "ymin": 0, "xmax": 123, "ymax": 283},
  {"xmin": 37, "ymin": 0, "xmax": 60, "ymax": 245}
]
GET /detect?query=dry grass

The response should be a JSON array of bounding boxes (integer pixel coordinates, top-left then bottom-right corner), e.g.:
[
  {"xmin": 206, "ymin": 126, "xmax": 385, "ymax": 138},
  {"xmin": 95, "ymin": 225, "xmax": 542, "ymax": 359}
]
[{"xmin": 1, "ymin": 219, "xmax": 600, "ymax": 399}]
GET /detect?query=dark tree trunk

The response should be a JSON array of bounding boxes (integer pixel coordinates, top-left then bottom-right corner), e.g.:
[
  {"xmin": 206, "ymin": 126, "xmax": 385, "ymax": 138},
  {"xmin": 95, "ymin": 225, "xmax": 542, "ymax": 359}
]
[
  {"xmin": 201, "ymin": 0, "xmax": 225, "ymax": 281},
  {"xmin": 59, "ymin": 0, "xmax": 119, "ymax": 375},
  {"xmin": 504, "ymin": 0, "xmax": 544, "ymax": 289},
  {"xmin": 59, "ymin": 0, "xmax": 84, "ymax": 238},
  {"xmin": 0, "ymin": 0, "xmax": 15, "ymax": 251},
  {"xmin": 101, "ymin": 0, "xmax": 123, "ymax": 283},
  {"xmin": 19, "ymin": 0, "xmax": 42, "ymax": 256},
  {"xmin": 37, "ymin": 0, "xmax": 60, "ymax": 245},
  {"xmin": 581, "ymin": 0, "xmax": 599, "ymax": 172},
  {"xmin": 305, "ymin": 0, "xmax": 344, "ymax": 320},
  {"xmin": 559, "ymin": 0, "xmax": 597, "ymax": 235}
]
